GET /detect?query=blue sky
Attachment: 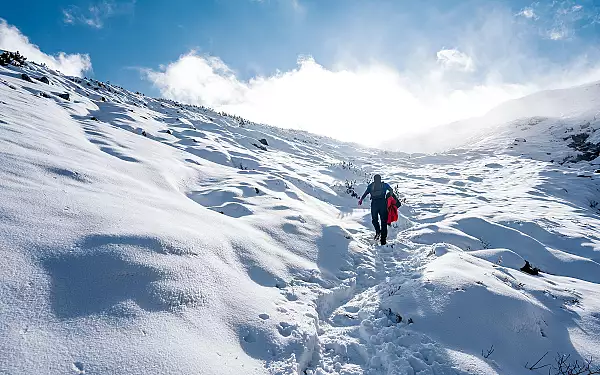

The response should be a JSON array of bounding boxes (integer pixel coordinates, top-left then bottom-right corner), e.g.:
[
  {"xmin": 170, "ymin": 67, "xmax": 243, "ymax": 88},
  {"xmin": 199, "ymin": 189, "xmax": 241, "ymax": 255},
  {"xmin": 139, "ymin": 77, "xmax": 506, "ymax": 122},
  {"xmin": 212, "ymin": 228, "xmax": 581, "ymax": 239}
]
[{"xmin": 2, "ymin": 0, "xmax": 600, "ymax": 144}]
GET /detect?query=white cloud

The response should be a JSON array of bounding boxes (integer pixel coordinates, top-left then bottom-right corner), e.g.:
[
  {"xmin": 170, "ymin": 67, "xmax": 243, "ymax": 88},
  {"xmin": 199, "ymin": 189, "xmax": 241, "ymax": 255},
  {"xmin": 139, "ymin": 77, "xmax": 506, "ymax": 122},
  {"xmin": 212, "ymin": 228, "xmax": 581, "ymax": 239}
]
[
  {"xmin": 0, "ymin": 19, "xmax": 92, "ymax": 76},
  {"xmin": 436, "ymin": 49, "xmax": 475, "ymax": 72},
  {"xmin": 144, "ymin": 52, "xmax": 531, "ymax": 146},
  {"xmin": 63, "ymin": 1, "xmax": 136, "ymax": 29},
  {"xmin": 518, "ymin": 1, "xmax": 600, "ymax": 41},
  {"xmin": 517, "ymin": 7, "xmax": 537, "ymax": 19},
  {"xmin": 143, "ymin": 4, "xmax": 600, "ymax": 147},
  {"xmin": 548, "ymin": 28, "xmax": 568, "ymax": 40}
]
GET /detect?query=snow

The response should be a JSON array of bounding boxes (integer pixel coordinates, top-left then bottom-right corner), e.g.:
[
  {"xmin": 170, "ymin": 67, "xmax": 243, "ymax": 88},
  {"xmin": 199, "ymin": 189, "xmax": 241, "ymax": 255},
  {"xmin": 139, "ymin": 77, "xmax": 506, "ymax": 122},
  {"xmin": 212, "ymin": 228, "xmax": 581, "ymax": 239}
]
[{"xmin": 1, "ymin": 60, "xmax": 600, "ymax": 375}]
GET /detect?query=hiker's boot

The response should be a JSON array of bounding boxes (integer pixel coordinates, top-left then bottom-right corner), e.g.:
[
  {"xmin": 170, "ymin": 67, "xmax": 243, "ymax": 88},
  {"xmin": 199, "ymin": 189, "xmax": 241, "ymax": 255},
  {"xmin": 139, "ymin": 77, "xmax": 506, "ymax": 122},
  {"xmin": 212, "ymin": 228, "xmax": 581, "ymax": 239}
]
[{"xmin": 381, "ymin": 237, "xmax": 387, "ymax": 245}]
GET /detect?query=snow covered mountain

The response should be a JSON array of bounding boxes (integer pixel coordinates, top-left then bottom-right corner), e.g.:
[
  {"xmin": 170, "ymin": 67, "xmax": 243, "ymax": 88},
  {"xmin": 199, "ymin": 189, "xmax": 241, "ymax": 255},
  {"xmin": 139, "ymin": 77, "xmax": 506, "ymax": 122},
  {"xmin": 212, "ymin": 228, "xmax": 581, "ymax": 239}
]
[
  {"xmin": 1, "ymin": 57, "xmax": 600, "ymax": 375},
  {"xmin": 384, "ymin": 81, "xmax": 600, "ymax": 156}
]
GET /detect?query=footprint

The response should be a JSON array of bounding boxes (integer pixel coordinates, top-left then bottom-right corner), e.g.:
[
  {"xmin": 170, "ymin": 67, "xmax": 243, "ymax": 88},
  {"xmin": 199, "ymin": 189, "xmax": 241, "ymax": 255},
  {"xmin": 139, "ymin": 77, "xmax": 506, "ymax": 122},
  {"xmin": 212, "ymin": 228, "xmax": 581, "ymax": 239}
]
[
  {"xmin": 72, "ymin": 362, "xmax": 85, "ymax": 374},
  {"xmin": 243, "ymin": 332, "xmax": 256, "ymax": 343},
  {"xmin": 259, "ymin": 313, "xmax": 270, "ymax": 320},
  {"xmin": 277, "ymin": 322, "xmax": 294, "ymax": 337}
]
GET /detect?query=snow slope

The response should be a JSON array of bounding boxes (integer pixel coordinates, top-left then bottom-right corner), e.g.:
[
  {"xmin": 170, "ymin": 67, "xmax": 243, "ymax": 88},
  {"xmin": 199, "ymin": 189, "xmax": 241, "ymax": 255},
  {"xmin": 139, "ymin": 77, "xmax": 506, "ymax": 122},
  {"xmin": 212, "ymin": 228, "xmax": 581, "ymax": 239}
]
[
  {"xmin": 385, "ymin": 81, "xmax": 600, "ymax": 155},
  {"xmin": 1, "ymin": 60, "xmax": 600, "ymax": 375}
]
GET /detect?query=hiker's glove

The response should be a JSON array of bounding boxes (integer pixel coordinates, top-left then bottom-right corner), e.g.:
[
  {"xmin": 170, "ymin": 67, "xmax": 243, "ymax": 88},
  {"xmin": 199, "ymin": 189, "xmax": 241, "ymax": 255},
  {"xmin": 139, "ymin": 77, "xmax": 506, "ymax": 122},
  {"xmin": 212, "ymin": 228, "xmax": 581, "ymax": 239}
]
[{"xmin": 358, "ymin": 199, "xmax": 363, "ymax": 206}]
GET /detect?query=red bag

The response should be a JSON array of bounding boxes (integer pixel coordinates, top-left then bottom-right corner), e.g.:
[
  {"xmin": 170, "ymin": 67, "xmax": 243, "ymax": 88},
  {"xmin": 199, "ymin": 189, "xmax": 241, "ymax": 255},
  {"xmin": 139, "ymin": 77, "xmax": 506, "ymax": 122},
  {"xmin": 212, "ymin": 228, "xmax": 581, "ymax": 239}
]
[{"xmin": 387, "ymin": 196, "xmax": 398, "ymax": 224}]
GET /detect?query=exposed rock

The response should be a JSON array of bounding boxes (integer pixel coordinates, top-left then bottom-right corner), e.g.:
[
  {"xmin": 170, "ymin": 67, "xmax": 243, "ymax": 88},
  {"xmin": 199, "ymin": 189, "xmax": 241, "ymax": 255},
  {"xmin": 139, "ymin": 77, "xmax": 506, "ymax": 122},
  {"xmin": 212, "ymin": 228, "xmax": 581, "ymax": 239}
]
[
  {"xmin": 520, "ymin": 260, "xmax": 540, "ymax": 276},
  {"xmin": 259, "ymin": 138, "xmax": 269, "ymax": 146},
  {"xmin": 20, "ymin": 73, "xmax": 33, "ymax": 83},
  {"xmin": 57, "ymin": 93, "xmax": 70, "ymax": 101},
  {"xmin": 564, "ymin": 133, "xmax": 600, "ymax": 162},
  {"xmin": 35, "ymin": 76, "xmax": 50, "ymax": 84}
]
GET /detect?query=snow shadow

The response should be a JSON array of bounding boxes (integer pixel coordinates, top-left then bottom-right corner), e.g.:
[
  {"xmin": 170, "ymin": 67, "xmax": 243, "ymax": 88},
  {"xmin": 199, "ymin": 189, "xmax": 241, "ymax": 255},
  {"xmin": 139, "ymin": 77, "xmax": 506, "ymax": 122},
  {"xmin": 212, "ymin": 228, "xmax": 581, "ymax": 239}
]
[
  {"xmin": 44, "ymin": 166, "xmax": 91, "ymax": 183},
  {"xmin": 41, "ymin": 234, "xmax": 201, "ymax": 319},
  {"xmin": 500, "ymin": 219, "xmax": 600, "ymax": 263},
  {"xmin": 413, "ymin": 217, "xmax": 600, "ymax": 283},
  {"xmin": 454, "ymin": 217, "xmax": 600, "ymax": 281},
  {"xmin": 42, "ymin": 251, "xmax": 163, "ymax": 319},
  {"xmin": 79, "ymin": 234, "xmax": 194, "ymax": 256},
  {"xmin": 89, "ymin": 101, "xmax": 141, "ymax": 126},
  {"xmin": 378, "ymin": 256, "xmax": 586, "ymax": 374},
  {"xmin": 536, "ymin": 169, "xmax": 600, "ymax": 220},
  {"xmin": 316, "ymin": 225, "xmax": 354, "ymax": 281}
]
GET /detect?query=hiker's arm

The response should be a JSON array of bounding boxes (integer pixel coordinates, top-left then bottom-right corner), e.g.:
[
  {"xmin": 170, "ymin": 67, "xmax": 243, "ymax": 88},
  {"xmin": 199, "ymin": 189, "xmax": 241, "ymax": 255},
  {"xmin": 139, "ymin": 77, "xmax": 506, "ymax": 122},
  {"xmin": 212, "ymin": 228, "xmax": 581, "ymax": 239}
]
[{"xmin": 360, "ymin": 184, "xmax": 371, "ymax": 200}]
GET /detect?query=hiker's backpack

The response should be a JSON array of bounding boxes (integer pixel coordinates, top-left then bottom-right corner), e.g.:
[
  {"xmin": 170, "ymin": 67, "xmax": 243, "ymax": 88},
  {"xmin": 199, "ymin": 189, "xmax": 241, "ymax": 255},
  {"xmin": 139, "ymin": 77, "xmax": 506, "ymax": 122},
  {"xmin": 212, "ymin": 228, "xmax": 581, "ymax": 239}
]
[{"xmin": 371, "ymin": 181, "xmax": 385, "ymax": 200}]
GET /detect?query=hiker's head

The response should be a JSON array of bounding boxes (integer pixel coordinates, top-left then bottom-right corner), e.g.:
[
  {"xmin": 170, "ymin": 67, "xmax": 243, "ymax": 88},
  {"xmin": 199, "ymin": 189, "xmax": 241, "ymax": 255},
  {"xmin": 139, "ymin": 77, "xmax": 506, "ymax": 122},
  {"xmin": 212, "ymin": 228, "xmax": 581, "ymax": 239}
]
[{"xmin": 374, "ymin": 174, "xmax": 382, "ymax": 183}]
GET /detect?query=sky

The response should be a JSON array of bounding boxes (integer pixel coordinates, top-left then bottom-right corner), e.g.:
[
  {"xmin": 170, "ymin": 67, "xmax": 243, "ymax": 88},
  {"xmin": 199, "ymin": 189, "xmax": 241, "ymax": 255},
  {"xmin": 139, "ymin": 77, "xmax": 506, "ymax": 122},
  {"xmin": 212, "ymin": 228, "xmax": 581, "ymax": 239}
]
[{"xmin": 2, "ymin": 0, "xmax": 600, "ymax": 146}]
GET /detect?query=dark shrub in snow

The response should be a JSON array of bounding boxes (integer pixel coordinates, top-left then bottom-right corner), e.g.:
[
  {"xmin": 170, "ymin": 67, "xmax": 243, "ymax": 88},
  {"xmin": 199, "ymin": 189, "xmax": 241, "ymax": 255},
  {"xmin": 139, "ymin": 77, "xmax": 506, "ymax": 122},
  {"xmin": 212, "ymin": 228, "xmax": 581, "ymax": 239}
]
[
  {"xmin": 386, "ymin": 308, "xmax": 402, "ymax": 323},
  {"xmin": 553, "ymin": 353, "xmax": 600, "ymax": 375},
  {"xmin": 0, "ymin": 51, "xmax": 27, "ymax": 67},
  {"xmin": 259, "ymin": 138, "xmax": 269, "ymax": 146},
  {"xmin": 20, "ymin": 73, "xmax": 33, "ymax": 83},
  {"xmin": 520, "ymin": 260, "xmax": 540, "ymax": 275},
  {"xmin": 35, "ymin": 76, "xmax": 50, "ymax": 84}
]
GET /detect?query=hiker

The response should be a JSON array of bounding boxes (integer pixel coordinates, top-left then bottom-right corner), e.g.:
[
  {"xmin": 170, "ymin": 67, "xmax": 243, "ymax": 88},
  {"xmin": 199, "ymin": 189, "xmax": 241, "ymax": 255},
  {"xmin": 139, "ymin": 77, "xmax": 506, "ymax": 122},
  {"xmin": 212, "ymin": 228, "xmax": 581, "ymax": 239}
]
[{"xmin": 358, "ymin": 174, "xmax": 396, "ymax": 245}]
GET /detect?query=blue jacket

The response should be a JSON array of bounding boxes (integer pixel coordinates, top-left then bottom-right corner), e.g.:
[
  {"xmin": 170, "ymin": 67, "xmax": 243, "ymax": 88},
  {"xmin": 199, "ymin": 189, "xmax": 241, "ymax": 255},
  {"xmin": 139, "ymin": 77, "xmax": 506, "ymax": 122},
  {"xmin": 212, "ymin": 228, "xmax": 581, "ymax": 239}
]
[{"xmin": 361, "ymin": 182, "xmax": 393, "ymax": 201}]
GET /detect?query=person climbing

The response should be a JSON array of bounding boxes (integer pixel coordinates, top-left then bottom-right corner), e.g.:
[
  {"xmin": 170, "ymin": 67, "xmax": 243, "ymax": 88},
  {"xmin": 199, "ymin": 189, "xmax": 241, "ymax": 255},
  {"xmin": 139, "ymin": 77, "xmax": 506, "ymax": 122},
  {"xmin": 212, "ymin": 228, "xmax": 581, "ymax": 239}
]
[{"xmin": 358, "ymin": 174, "xmax": 396, "ymax": 245}]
